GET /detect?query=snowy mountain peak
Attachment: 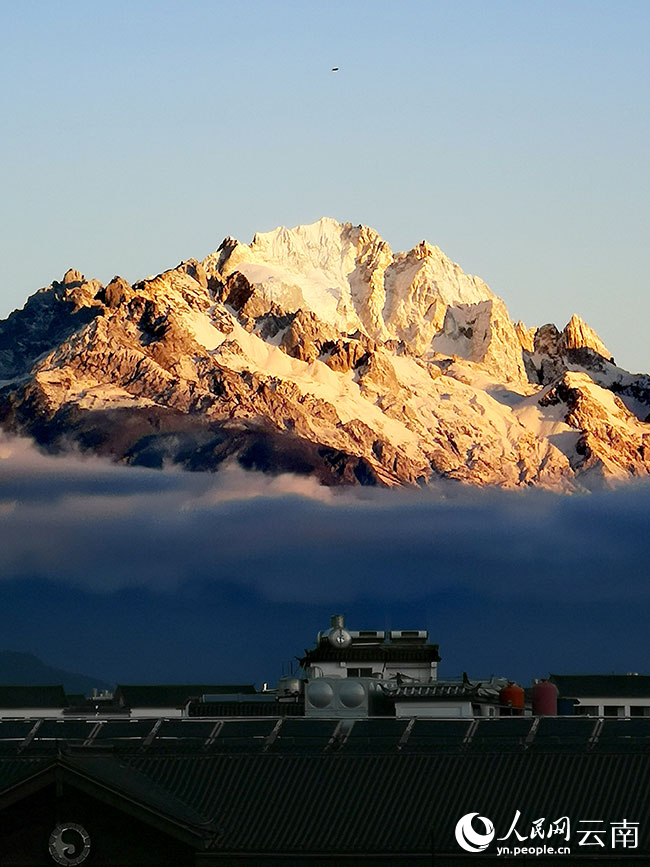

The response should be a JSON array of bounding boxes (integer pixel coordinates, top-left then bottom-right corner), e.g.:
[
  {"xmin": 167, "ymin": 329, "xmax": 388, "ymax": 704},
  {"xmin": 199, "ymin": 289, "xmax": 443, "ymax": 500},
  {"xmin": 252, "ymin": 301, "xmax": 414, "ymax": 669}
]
[
  {"xmin": 1, "ymin": 219, "xmax": 649, "ymax": 491},
  {"xmin": 203, "ymin": 218, "xmax": 500, "ymax": 360}
]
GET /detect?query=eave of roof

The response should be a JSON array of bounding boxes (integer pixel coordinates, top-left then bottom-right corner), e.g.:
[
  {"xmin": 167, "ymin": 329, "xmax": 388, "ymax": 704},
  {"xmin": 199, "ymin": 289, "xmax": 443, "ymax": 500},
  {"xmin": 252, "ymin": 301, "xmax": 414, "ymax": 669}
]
[
  {"xmin": 0, "ymin": 755, "xmax": 213, "ymax": 847},
  {"xmin": 384, "ymin": 683, "xmax": 481, "ymax": 699},
  {"xmin": 300, "ymin": 644, "xmax": 441, "ymax": 665}
]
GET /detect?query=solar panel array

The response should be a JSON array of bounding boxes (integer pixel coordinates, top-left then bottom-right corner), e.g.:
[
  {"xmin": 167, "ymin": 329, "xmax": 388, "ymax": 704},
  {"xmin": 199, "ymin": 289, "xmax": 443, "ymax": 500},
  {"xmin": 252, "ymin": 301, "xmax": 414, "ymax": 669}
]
[
  {"xmin": 468, "ymin": 718, "xmax": 534, "ymax": 752},
  {"xmin": 1, "ymin": 716, "xmax": 650, "ymax": 753}
]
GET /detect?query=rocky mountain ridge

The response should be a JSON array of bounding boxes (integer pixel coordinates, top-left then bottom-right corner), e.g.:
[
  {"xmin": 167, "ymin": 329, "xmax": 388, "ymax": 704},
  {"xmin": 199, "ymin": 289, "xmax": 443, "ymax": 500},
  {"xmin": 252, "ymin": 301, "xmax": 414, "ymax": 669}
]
[{"xmin": 1, "ymin": 218, "xmax": 649, "ymax": 490}]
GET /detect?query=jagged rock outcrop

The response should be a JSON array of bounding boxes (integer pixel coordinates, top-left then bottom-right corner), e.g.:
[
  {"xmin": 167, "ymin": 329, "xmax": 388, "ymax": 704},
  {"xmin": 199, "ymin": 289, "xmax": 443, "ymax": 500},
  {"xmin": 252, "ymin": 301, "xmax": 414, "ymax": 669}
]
[
  {"xmin": 96, "ymin": 276, "xmax": 132, "ymax": 309},
  {"xmin": 432, "ymin": 299, "xmax": 526, "ymax": 383},
  {"xmin": 539, "ymin": 372, "xmax": 650, "ymax": 481},
  {"xmin": 515, "ymin": 320, "xmax": 536, "ymax": 353},
  {"xmin": 0, "ymin": 218, "xmax": 648, "ymax": 490},
  {"xmin": 563, "ymin": 314, "xmax": 612, "ymax": 358},
  {"xmin": 0, "ymin": 270, "xmax": 103, "ymax": 380},
  {"xmin": 525, "ymin": 314, "xmax": 614, "ymax": 386}
]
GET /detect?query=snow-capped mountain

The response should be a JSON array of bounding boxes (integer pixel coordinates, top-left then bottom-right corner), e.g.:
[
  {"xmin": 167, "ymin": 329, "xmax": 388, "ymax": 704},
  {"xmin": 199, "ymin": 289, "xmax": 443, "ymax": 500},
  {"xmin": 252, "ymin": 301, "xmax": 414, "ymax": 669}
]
[{"xmin": 1, "ymin": 217, "xmax": 649, "ymax": 490}]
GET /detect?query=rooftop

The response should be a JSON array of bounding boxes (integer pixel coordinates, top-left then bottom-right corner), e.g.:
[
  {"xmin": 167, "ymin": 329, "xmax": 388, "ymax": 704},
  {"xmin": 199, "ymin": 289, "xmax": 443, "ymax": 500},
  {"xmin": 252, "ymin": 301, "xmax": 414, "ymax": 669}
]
[
  {"xmin": 113, "ymin": 684, "xmax": 256, "ymax": 708},
  {"xmin": 1, "ymin": 715, "xmax": 649, "ymax": 753},
  {"xmin": 551, "ymin": 673, "xmax": 650, "ymax": 698},
  {"xmin": 2, "ymin": 717, "xmax": 650, "ymax": 859},
  {"xmin": 0, "ymin": 685, "xmax": 67, "ymax": 709}
]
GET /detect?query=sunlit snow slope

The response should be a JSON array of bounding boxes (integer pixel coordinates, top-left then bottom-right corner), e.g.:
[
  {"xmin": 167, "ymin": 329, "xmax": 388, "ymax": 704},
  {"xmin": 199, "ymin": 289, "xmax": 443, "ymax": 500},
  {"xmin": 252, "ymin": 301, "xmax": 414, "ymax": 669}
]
[{"xmin": 1, "ymin": 218, "xmax": 649, "ymax": 490}]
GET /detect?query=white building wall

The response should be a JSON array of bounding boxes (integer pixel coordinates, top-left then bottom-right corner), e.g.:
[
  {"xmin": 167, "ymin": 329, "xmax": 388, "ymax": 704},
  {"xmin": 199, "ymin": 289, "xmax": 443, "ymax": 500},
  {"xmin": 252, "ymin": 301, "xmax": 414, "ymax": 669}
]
[
  {"xmin": 128, "ymin": 706, "xmax": 183, "ymax": 718},
  {"xmin": 395, "ymin": 701, "xmax": 474, "ymax": 719},
  {"xmin": 0, "ymin": 708, "xmax": 65, "ymax": 719},
  {"xmin": 573, "ymin": 697, "xmax": 650, "ymax": 717},
  {"xmin": 314, "ymin": 660, "xmax": 438, "ymax": 681}
]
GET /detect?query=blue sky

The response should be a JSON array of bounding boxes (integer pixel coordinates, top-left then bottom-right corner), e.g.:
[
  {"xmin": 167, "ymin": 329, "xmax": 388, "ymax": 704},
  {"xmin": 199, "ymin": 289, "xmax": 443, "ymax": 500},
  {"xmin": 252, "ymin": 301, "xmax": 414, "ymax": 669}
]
[{"xmin": 1, "ymin": 0, "xmax": 648, "ymax": 370}]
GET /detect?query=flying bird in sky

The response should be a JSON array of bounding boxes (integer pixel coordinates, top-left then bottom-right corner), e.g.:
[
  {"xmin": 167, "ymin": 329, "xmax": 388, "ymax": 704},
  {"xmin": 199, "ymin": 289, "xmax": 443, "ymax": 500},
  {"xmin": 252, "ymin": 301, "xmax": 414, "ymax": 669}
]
[{"xmin": 331, "ymin": 67, "xmax": 339, "ymax": 71}]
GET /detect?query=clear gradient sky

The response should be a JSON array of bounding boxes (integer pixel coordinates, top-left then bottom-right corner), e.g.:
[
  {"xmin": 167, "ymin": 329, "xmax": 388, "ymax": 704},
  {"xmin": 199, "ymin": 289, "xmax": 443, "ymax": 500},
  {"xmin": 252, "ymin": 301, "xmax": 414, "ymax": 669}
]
[{"xmin": 1, "ymin": 1, "xmax": 648, "ymax": 370}]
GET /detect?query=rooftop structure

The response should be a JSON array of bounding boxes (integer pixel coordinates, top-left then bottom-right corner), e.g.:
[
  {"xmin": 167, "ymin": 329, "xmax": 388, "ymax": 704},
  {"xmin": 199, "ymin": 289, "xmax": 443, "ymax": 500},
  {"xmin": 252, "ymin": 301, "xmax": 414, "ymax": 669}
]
[
  {"xmin": 299, "ymin": 614, "xmax": 441, "ymax": 682},
  {"xmin": 551, "ymin": 673, "xmax": 650, "ymax": 717},
  {"xmin": 0, "ymin": 685, "xmax": 67, "ymax": 718},
  {"xmin": 112, "ymin": 684, "xmax": 256, "ymax": 718},
  {"xmin": 1, "ymin": 716, "xmax": 650, "ymax": 864},
  {"xmin": 2, "ymin": 618, "xmax": 650, "ymax": 862},
  {"xmin": 298, "ymin": 615, "xmax": 513, "ymax": 718}
]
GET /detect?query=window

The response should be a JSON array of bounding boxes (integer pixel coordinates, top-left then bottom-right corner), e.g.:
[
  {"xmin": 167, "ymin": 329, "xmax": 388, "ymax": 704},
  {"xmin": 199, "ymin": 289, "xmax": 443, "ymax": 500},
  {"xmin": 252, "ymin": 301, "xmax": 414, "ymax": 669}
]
[
  {"xmin": 575, "ymin": 705, "xmax": 599, "ymax": 716},
  {"xmin": 603, "ymin": 705, "xmax": 624, "ymax": 717},
  {"xmin": 630, "ymin": 706, "xmax": 650, "ymax": 717},
  {"xmin": 347, "ymin": 668, "xmax": 373, "ymax": 678}
]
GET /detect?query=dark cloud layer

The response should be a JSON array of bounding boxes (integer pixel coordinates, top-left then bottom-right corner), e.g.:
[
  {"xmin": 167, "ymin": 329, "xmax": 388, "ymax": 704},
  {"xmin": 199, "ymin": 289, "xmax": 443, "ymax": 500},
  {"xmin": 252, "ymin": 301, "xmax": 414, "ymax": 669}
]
[{"xmin": 1, "ymin": 435, "xmax": 649, "ymax": 685}]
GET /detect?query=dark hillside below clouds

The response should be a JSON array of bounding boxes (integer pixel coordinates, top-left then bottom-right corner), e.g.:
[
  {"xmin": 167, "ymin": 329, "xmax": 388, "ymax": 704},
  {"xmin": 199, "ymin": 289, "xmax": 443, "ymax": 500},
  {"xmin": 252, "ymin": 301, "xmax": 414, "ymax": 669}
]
[
  {"xmin": 0, "ymin": 650, "xmax": 111, "ymax": 694},
  {"xmin": 1, "ymin": 434, "xmax": 649, "ymax": 684}
]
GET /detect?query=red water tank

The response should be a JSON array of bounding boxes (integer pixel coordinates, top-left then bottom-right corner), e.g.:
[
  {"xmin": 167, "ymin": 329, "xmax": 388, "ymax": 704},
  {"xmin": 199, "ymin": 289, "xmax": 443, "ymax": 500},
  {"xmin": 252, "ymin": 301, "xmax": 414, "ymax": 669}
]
[
  {"xmin": 500, "ymin": 682, "xmax": 525, "ymax": 715},
  {"xmin": 532, "ymin": 679, "xmax": 558, "ymax": 716}
]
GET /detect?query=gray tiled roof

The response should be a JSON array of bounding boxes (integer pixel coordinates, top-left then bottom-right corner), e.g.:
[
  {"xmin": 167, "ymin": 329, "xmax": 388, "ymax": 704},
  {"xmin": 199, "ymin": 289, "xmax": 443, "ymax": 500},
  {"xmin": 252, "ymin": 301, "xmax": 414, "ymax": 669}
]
[
  {"xmin": 2, "ymin": 717, "xmax": 650, "ymax": 858},
  {"xmin": 0, "ymin": 685, "xmax": 67, "ymax": 708},
  {"xmin": 551, "ymin": 673, "xmax": 650, "ymax": 698},
  {"xmin": 114, "ymin": 684, "xmax": 256, "ymax": 708}
]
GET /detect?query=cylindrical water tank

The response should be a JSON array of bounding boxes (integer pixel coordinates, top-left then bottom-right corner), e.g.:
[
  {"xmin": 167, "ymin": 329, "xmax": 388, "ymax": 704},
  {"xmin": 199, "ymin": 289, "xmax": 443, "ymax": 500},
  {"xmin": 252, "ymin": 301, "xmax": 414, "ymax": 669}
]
[
  {"xmin": 306, "ymin": 679, "xmax": 334, "ymax": 709},
  {"xmin": 500, "ymin": 682, "xmax": 525, "ymax": 715},
  {"xmin": 328, "ymin": 614, "xmax": 352, "ymax": 649},
  {"xmin": 532, "ymin": 679, "xmax": 558, "ymax": 716}
]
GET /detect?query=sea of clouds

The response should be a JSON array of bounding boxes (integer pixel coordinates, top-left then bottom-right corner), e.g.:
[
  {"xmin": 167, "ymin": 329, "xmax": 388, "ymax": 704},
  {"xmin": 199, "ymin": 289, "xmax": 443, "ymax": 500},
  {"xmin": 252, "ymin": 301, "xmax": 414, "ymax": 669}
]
[{"xmin": 1, "ymin": 433, "xmax": 648, "ymax": 605}]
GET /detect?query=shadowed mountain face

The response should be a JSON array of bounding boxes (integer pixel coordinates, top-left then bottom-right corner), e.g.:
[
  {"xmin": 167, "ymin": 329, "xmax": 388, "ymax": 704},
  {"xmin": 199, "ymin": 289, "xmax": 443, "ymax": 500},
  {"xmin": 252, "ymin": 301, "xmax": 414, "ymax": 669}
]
[
  {"xmin": 1, "ymin": 218, "xmax": 649, "ymax": 491},
  {"xmin": 0, "ymin": 650, "xmax": 111, "ymax": 695}
]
